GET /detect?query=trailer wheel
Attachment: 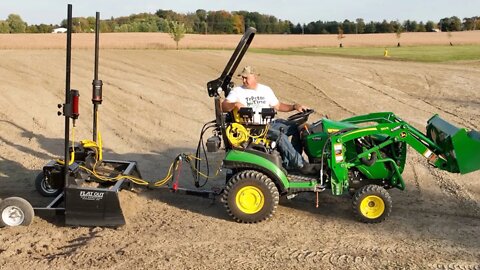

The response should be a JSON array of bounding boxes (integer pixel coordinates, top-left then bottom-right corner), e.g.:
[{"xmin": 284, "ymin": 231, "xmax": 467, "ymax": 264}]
[
  {"xmin": 222, "ymin": 170, "xmax": 279, "ymax": 223},
  {"xmin": 35, "ymin": 172, "xmax": 62, "ymax": 197},
  {"xmin": 352, "ymin": 185, "xmax": 392, "ymax": 223},
  {"xmin": 0, "ymin": 197, "xmax": 34, "ymax": 227}
]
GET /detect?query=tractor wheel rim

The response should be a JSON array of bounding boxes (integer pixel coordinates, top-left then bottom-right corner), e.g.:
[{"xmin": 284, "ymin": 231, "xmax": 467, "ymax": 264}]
[
  {"xmin": 236, "ymin": 186, "xmax": 265, "ymax": 214},
  {"xmin": 360, "ymin": 195, "xmax": 385, "ymax": 219},
  {"xmin": 41, "ymin": 179, "xmax": 57, "ymax": 194},
  {"xmin": 2, "ymin": 206, "xmax": 25, "ymax": 226}
]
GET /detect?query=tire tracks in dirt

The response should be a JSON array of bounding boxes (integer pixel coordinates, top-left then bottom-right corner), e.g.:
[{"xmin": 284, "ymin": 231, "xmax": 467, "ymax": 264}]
[
  {"xmin": 269, "ymin": 67, "xmax": 356, "ymax": 115},
  {"xmin": 316, "ymin": 64, "xmax": 479, "ymax": 130},
  {"xmin": 426, "ymin": 164, "xmax": 480, "ymax": 217},
  {"xmin": 373, "ymin": 68, "xmax": 479, "ymax": 129}
]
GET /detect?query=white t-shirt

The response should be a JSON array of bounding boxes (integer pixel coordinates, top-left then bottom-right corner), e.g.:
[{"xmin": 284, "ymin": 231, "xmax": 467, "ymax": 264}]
[{"xmin": 225, "ymin": 83, "xmax": 279, "ymax": 123}]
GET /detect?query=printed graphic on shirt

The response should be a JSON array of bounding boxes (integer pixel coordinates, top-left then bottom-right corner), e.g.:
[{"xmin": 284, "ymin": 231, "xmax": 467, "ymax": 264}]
[
  {"xmin": 225, "ymin": 84, "xmax": 279, "ymax": 123},
  {"xmin": 245, "ymin": 96, "xmax": 267, "ymax": 106}
]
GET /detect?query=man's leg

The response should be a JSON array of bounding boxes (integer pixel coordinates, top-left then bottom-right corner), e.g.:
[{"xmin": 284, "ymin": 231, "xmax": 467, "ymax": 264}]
[
  {"xmin": 268, "ymin": 123, "xmax": 304, "ymax": 169},
  {"xmin": 270, "ymin": 119, "xmax": 302, "ymax": 153}
]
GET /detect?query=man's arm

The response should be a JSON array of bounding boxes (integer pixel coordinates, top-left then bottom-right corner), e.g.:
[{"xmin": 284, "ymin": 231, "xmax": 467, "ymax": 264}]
[
  {"xmin": 273, "ymin": 102, "xmax": 308, "ymax": 112},
  {"xmin": 221, "ymin": 99, "xmax": 245, "ymax": 112}
]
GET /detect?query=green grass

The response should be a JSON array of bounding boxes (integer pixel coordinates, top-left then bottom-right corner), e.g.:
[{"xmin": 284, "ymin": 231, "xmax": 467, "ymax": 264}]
[{"xmin": 251, "ymin": 45, "xmax": 480, "ymax": 63}]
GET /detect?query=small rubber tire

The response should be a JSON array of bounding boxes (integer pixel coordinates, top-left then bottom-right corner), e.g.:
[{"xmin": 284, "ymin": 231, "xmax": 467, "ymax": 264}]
[
  {"xmin": 0, "ymin": 197, "xmax": 34, "ymax": 227},
  {"xmin": 222, "ymin": 170, "xmax": 279, "ymax": 223},
  {"xmin": 352, "ymin": 184, "xmax": 392, "ymax": 223},
  {"xmin": 35, "ymin": 172, "xmax": 62, "ymax": 197}
]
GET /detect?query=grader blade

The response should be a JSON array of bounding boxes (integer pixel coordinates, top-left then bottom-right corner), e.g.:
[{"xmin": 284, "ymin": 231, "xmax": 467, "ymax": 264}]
[{"xmin": 427, "ymin": 115, "xmax": 480, "ymax": 174}]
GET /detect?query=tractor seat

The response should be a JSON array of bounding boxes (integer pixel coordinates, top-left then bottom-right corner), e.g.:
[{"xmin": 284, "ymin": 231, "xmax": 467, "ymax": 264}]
[{"xmin": 468, "ymin": 130, "xmax": 480, "ymax": 141}]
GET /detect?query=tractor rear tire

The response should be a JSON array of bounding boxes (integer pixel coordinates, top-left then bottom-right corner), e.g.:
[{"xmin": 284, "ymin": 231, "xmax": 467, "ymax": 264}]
[
  {"xmin": 222, "ymin": 170, "xmax": 279, "ymax": 223},
  {"xmin": 352, "ymin": 184, "xmax": 392, "ymax": 223},
  {"xmin": 35, "ymin": 171, "xmax": 62, "ymax": 197},
  {"xmin": 0, "ymin": 197, "xmax": 34, "ymax": 227}
]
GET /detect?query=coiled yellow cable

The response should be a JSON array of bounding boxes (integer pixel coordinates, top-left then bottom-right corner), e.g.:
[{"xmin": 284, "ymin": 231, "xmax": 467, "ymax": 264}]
[{"xmin": 56, "ymin": 127, "xmax": 76, "ymax": 166}]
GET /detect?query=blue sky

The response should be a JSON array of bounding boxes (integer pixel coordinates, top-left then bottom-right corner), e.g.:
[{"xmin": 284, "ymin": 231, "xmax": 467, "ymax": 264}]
[{"xmin": 1, "ymin": 0, "xmax": 478, "ymax": 25}]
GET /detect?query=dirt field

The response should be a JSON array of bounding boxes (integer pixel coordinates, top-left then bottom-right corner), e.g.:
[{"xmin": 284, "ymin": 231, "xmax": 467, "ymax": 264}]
[
  {"xmin": 0, "ymin": 39, "xmax": 479, "ymax": 269},
  {"xmin": 1, "ymin": 30, "xmax": 480, "ymax": 49}
]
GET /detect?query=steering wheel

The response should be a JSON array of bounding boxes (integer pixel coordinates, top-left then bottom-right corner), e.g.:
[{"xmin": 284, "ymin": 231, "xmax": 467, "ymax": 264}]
[{"xmin": 286, "ymin": 109, "xmax": 315, "ymax": 125}]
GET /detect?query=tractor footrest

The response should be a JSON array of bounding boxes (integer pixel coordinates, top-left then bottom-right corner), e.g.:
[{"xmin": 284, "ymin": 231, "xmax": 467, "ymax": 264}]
[{"xmin": 287, "ymin": 173, "xmax": 318, "ymax": 182}]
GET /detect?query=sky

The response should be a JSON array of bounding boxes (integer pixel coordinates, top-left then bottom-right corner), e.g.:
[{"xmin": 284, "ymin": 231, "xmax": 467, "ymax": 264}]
[{"xmin": 0, "ymin": 0, "xmax": 479, "ymax": 25}]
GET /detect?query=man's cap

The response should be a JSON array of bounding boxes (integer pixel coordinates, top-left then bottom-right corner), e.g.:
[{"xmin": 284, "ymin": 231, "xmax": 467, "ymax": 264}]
[{"xmin": 238, "ymin": 66, "xmax": 259, "ymax": 77}]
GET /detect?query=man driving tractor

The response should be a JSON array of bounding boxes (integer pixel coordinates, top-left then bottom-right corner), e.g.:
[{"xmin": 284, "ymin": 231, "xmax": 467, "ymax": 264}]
[{"xmin": 221, "ymin": 65, "xmax": 319, "ymax": 175}]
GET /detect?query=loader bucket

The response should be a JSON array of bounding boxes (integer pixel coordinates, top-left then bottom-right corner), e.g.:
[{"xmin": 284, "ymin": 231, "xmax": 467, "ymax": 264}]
[{"xmin": 426, "ymin": 115, "xmax": 480, "ymax": 174}]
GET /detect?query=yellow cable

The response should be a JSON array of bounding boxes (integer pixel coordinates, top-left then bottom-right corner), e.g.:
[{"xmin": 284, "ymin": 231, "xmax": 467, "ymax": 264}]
[
  {"xmin": 56, "ymin": 127, "xmax": 76, "ymax": 166},
  {"xmin": 185, "ymin": 154, "xmax": 223, "ymax": 180},
  {"xmin": 77, "ymin": 156, "xmax": 179, "ymax": 187}
]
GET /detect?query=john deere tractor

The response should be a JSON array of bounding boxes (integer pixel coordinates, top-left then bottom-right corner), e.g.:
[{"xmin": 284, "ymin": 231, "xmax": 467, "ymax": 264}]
[{"xmin": 205, "ymin": 27, "xmax": 480, "ymax": 223}]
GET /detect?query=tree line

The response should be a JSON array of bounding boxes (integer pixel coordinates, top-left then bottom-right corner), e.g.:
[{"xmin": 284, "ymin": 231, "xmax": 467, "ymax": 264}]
[{"xmin": 1, "ymin": 10, "xmax": 479, "ymax": 34}]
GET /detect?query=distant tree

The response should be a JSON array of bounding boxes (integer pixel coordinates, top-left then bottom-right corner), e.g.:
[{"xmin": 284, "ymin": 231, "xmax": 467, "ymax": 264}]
[
  {"xmin": 157, "ymin": 18, "xmax": 170, "ymax": 32},
  {"xmin": 305, "ymin": 22, "xmax": 315, "ymax": 34},
  {"xmin": 7, "ymin": 14, "xmax": 26, "ymax": 33},
  {"xmin": 324, "ymin": 21, "xmax": 339, "ymax": 34},
  {"xmin": 425, "ymin": 20, "xmax": 436, "ymax": 32},
  {"xmin": 86, "ymin": 16, "xmax": 96, "ymax": 31},
  {"xmin": 292, "ymin": 23, "xmax": 302, "ymax": 34},
  {"xmin": 169, "ymin": 21, "xmax": 186, "ymax": 50},
  {"xmin": 100, "ymin": 20, "xmax": 115, "ymax": 32},
  {"xmin": 404, "ymin": 20, "xmax": 418, "ymax": 32},
  {"xmin": 0, "ymin": 20, "xmax": 10, "ymax": 33},
  {"xmin": 283, "ymin": 20, "xmax": 294, "ymax": 34},
  {"xmin": 337, "ymin": 27, "xmax": 345, "ymax": 47},
  {"xmin": 395, "ymin": 24, "xmax": 403, "ymax": 46},
  {"xmin": 450, "ymin": 16, "xmax": 462, "ymax": 31},
  {"xmin": 342, "ymin": 19, "xmax": 355, "ymax": 34},
  {"xmin": 376, "ymin": 20, "xmax": 393, "ymax": 33},
  {"xmin": 475, "ymin": 17, "xmax": 480, "ymax": 30},
  {"xmin": 364, "ymin": 21, "xmax": 376, "ymax": 33},
  {"xmin": 64, "ymin": 17, "xmax": 91, "ymax": 33},
  {"xmin": 115, "ymin": 24, "xmax": 130, "ymax": 32},
  {"xmin": 356, "ymin": 18, "xmax": 365, "ymax": 34},
  {"xmin": 232, "ymin": 14, "xmax": 244, "ymax": 33},
  {"xmin": 417, "ymin": 21, "xmax": 426, "ymax": 32},
  {"xmin": 195, "ymin": 9, "xmax": 208, "ymax": 34},
  {"xmin": 26, "ymin": 23, "xmax": 54, "ymax": 33},
  {"xmin": 463, "ymin": 17, "xmax": 475, "ymax": 30},
  {"xmin": 156, "ymin": 9, "xmax": 182, "ymax": 22},
  {"xmin": 439, "ymin": 16, "xmax": 462, "ymax": 32}
]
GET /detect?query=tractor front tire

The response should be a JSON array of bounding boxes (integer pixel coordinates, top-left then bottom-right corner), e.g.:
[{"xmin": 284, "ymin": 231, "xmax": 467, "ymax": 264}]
[
  {"xmin": 222, "ymin": 170, "xmax": 279, "ymax": 223},
  {"xmin": 0, "ymin": 197, "xmax": 34, "ymax": 227},
  {"xmin": 35, "ymin": 172, "xmax": 62, "ymax": 197},
  {"xmin": 352, "ymin": 184, "xmax": 392, "ymax": 223}
]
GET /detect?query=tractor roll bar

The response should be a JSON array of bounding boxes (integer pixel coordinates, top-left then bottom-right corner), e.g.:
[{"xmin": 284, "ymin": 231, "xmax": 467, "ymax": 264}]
[{"xmin": 207, "ymin": 27, "xmax": 256, "ymax": 97}]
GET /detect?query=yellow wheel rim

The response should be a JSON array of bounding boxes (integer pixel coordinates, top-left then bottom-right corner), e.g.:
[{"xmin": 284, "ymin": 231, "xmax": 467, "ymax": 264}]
[
  {"xmin": 360, "ymin": 195, "xmax": 385, "ymax": 219},
  {"xmin": 236, "ymin": 186, "xmax": 265, "ymax": 214}
]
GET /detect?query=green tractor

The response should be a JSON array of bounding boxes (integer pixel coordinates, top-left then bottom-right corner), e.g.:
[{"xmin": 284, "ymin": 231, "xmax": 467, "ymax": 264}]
[{"xmin": 206, "ymin": 28, "xmax": 480, "ymax": 223}]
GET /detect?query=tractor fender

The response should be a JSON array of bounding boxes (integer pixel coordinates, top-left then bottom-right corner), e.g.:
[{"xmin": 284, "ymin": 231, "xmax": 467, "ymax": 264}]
[{"xmin": 223, "ymin": 150, "xmax": 289, "ymax": 193}]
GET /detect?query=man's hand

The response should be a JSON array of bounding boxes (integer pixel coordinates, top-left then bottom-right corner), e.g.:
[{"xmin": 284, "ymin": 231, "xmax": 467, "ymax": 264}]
[
  {"xmin": 234, "ymin": 102, "xmax": 245, "ymax": 110},
  {"xmin": 293, "ymin": 103, "xmax": 309, "ymax": 112}
]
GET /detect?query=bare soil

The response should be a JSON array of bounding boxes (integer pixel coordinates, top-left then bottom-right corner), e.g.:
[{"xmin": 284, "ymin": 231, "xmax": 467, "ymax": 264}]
[
  {"xmin": 0, "ymin": 31, "xmax": 480, "ymax": 49},
  {"xmin": 0, "ymin": 47, "xmax": 479, "ymax": 269}
]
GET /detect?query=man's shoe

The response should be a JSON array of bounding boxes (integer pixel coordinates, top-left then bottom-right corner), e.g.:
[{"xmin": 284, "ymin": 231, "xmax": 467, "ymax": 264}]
[{"xmin": 298, "ymin": 163, "xmax": 320, "ymax": 175}]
